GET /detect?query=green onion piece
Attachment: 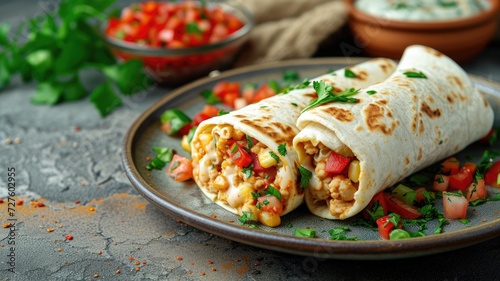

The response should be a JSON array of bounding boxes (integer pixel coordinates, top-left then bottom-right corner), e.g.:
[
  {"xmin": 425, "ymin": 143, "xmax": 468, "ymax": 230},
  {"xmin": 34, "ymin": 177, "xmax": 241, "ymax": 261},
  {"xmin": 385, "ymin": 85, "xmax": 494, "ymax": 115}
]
[{"xmin": 403, "ymin": 71, "xmax": 427, "ymax": 79}]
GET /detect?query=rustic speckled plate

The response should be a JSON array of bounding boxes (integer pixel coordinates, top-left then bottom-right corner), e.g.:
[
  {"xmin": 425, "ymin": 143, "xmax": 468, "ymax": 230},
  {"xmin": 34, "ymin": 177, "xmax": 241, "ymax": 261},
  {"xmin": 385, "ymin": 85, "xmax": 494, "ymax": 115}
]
[{"xmin": 122, "ymin": 58, "xmax": 500, "ymax": 260}]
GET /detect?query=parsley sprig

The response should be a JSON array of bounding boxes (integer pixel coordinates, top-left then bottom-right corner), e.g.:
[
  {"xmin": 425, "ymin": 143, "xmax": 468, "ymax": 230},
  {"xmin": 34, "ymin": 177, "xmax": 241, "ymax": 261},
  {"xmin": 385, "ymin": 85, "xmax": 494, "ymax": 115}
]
[
  {"xmin": 0, "ymin": 0, "xmax": 151, "ymax": 116},
  {"xmin": 301, "ymin": 81, "xmax": 359, "ymax": 113}
]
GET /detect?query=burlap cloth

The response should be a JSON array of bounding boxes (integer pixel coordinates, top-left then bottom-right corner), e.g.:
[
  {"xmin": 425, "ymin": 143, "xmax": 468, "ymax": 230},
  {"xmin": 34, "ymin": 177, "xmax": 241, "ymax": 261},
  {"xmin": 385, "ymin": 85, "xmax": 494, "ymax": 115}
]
[{"xmin": 235, "ymin": 0, "xmax": 347, "ymax": 67}]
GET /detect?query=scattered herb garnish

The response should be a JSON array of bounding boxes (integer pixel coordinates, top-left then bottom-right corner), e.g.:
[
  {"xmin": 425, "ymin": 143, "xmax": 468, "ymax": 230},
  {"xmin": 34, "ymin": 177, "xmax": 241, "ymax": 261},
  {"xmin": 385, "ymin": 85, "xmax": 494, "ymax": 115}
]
[
  {"xmin": 246, "ymin": 134, "xmax": 253, "ymax": 149},
  {"xmin": 329, "ymin": 226, "xmax": 358, "ymax": 241},
  {"xmin": 185, "ymin": 22, "xmax": 202, "ymax": 35},
  {"xmin": 291, "ymin": 102, "xmax": 298, "ymax": 107},
  {"xmin": 298, "ymin": 165, "xmax": 312, "ymax": 189},
  {"xmin": 239, "ymin": 212, "xmax": 256, "ymax": 227},
  {"xmin": 281, "ymin": 79, "xmax": 311, "ymax": 94},
  {"xmin": 146, "ymin": 147, "xmax": 174, "ymax": 171},
  {"xmin": 242, "ymin": 164, "xmax": 254, "ymax": 179},
  {"xmin": 277, "ymin": 143, "xmax": 287, "ymax": 156},
  {"xmin": 301, "ymin": 81, "xmax": 359, "ymax": 113},
  {"xmin": 282, "ymin": 70, "xmax": 300, "ymax": 82},
  {"xmin": 344, "ymin": 69, "xmax": 356, "ymax": 78},
  {"xmin": 265, "ymin": 185, "xmax": 282, "ymax": 200},
  {"xmin": 293, "ymin": 228, "xmax": 316, "ymax": 238},
  {"xmin": 366, "ymin": 90, "xmax": 377, "ymax": 95},
  {"xmin": 269, "ymin": 151, "xmax": 280, "ymax": 163},
  {"xmin": 403, "ymin": 71, "xmax": 427, "ymax": 79}
]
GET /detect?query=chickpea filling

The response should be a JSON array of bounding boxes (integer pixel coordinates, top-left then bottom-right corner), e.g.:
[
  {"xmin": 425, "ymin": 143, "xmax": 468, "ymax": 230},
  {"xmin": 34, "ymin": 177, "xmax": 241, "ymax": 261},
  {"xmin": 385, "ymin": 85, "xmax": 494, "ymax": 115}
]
[
  {"xmin": 303, "ymin": 141, "xmax": 360, "ymax": 218},
  {"xmin": 193, "ymin": 125, "xmax": 287, "ymax": 227}
]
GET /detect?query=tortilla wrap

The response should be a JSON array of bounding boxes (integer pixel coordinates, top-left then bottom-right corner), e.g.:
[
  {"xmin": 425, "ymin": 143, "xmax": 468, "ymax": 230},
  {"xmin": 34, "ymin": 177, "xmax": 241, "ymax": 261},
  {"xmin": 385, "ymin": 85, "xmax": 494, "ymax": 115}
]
[
  {"xmin": 190, "ymin": 58, "xmax": 397, "ymax": 226},
  {"xmin": 293, "ymin": 45, "xmax": 494, "ymax": 220}
]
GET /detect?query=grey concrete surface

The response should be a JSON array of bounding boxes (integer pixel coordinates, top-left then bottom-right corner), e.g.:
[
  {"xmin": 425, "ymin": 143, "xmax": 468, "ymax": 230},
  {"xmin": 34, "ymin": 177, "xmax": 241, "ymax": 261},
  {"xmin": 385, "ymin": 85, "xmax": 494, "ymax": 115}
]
[{"xmin": 1, "ymin": 1, "xmax": 500, "ymax": 280}]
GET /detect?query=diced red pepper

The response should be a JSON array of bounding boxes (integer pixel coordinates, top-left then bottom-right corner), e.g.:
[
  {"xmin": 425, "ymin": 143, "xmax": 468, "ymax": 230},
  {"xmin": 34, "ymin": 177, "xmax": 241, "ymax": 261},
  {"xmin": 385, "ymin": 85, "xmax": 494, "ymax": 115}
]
[
  {"xmin": 484, "ymin": 160, "xmax": 500, "ymax": 188},
  {"xmin": 325, "ymin": 151, "xmax": 352, "ymax": 174}
]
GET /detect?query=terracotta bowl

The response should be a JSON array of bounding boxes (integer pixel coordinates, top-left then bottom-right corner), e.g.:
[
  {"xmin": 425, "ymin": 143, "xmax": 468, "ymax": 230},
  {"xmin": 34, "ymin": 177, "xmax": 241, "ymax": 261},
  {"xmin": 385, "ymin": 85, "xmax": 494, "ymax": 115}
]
[{"xmin": 345, "ymin": 0, "xmax": 500, "ymax": 64}]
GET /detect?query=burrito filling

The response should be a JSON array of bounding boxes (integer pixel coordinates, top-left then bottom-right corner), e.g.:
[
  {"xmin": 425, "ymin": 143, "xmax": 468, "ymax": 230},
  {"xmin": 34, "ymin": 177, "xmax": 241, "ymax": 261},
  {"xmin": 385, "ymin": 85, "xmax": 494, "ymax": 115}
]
[
  {"xmin": 192, "ymin": 124, "xmax": 290, "ymax": 227},
  {"xmin": 302, "ymin": 141, "xmax": 360, "ymax": 218}
]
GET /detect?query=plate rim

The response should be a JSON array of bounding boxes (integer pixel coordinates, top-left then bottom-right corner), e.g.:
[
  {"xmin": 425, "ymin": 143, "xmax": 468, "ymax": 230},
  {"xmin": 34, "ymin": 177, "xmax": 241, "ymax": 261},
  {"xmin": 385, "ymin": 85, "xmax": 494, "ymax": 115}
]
[{"xmin": 122, "ymin": 57, "xmax": 500, "ymax": 260}]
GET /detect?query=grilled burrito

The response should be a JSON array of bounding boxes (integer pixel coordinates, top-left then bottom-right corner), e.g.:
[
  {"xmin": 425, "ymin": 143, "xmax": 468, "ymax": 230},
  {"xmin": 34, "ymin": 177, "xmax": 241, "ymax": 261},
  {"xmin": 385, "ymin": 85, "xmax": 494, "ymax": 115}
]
[
  {"xmin": 293, "ymin": 45, "xmax": 494, "ymax": 220},
  {"xmin": 190, "ymin": 58, "xmax": 397, "ymax": 226}
]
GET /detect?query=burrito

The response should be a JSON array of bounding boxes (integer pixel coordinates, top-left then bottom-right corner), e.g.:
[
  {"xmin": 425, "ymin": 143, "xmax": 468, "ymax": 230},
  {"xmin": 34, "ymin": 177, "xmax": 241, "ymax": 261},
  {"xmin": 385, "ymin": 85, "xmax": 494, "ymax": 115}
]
[
  {"xmin": 293, "ymin": 45, "xmax": 494, "ymax": 220},
  {"xmin": 190, "ymin": 58, "xmax": 397, "ymax": 226}
]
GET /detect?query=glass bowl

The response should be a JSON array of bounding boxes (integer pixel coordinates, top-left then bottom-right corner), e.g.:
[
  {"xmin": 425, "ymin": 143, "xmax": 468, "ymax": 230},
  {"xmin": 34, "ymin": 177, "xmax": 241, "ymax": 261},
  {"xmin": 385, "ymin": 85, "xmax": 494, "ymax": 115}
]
[{"xmin": 102, "ymin": 0, "xmax": 253, "ymax": 85}]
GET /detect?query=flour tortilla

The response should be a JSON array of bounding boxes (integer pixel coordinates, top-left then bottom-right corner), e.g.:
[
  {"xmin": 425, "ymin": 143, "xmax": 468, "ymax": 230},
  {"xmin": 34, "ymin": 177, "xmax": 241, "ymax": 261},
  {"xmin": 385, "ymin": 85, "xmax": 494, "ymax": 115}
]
[
  {"xmin": 294, "ymin": 45, "xmax": 494, "ymax": 219},
  {"xmin": 190, "ymin": 58, "xmax": 397, "ymax": 220}
]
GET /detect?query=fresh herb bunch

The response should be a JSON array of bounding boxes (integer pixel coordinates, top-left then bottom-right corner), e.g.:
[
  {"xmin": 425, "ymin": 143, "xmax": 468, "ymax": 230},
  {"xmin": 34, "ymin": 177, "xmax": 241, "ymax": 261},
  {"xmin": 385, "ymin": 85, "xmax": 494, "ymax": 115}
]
[{"xmin": 0, "ymin": 0, "xmax": 151, "ymax": 116}]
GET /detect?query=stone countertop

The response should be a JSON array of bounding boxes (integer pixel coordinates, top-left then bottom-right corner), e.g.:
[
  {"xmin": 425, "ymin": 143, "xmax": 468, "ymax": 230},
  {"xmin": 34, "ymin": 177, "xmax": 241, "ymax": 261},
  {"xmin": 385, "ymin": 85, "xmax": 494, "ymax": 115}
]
[{"xmin": 1, "ymin": 1, "xmax": 500, "ymax": 280}]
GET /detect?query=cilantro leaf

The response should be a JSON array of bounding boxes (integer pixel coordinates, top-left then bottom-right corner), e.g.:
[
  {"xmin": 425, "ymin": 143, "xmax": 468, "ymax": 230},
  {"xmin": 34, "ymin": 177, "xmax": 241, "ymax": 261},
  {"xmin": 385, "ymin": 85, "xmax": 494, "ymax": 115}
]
[
  {"xmin": 102, "ymin": 60, "xmax": 150, "ymax": 96},
  {"xmin": 265, "ymin": 185, "xmax": 282, "ymax": 200},
  {"xmin": 62, "ymin": 76, "xmax": 88, "ymax": 101},
  {"xmin": 328, "ymin": 226, "xmax": 358, "ymax": 240},
  {"xmin": 298, "ymin": 165, "xmax": 312, "ymax": 189},
  {"xmin": 147, "ymin": 147, "xmax": 174, "ymax": 171},
  {"xmin": 277, "ymin": 143, "xmax": 287, "ymax": 156},
  {"xmin": 403, "ymin": 71, "xmax": 427, "ymax": 79},
  {"xmin": 185, "ymin": 22, "xmax": 202, "ymax": 35},
  {"xmin": 293, "ymin": 228, "xmax": 316, "ymax": 238},
  {"xmin": 242, "ymin": 164, "xmax": 254, "ymax": 179},
  {"xmin": 31, "ymin": 82, "xmax": 63, "ymax": 105},
  {"xmin": 344, "ymin": 69, "xmax": 356, "ymax": 78},
  {"xmin": 366, "ymin": 90, "xmax": 377, "ymax": 95},
  {"xmin": 281, "ymin": 79, "xmax": 310, "ymax": 94},
  {"xmin": 89, "ymin": 81, "xmax": 122, "ymax": 116},
  {"xmin": 0, "ymin": 54, "xmax": 11, "ymax": 90},
  {"xmin": 200, "ymin": 89, "xmax": 221, "ymax": 104},
  {"xmin": 0, "ymin": 23, "xmax": 10, "ymax": 47},
  {"xmin": 301, "ymin": 81, "xmax": 359, "ymax": 113},
  {"xmin": 246, "ymin": 134, "xmax": 253, "ymax": 149},
  {"xmin": 269, "ymin": 151, "xmax": 280, "ymax": 163},
  {"xmin": 283, "ymin": 70, "xmax": 299, "ymax": 82}
]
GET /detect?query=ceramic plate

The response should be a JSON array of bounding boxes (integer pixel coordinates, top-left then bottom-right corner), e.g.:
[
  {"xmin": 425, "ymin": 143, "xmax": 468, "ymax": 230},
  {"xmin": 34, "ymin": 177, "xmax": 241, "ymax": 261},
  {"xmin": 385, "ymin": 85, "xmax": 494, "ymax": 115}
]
[{"xmin": 122, "ymin": 58, "xmax": 500, "ymax": 260}]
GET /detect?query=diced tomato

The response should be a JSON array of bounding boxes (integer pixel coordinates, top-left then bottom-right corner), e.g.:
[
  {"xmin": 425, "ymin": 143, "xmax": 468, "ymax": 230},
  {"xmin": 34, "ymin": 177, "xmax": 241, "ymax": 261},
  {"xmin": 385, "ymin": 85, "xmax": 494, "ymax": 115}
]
[
  {"xmin": 193, "ymin": 113, "xmax": 210, "ymax": 126},
  {"xmin": 441, "ymin": 157, "xmax": 460, "ymax": 175},
  {"xmin": 200, "ymin": 105, "xmax": 219, "ymax": 117},
  {"xmin": 376, "ymin": 215, "xmax": 401, "ymax": 240},
  {"xmin": 252, "ymin": 84, "xmax": 276, "ymax": 103},
  {"xmin": 257, "ymin": 196, "xmax": 283, "ymax": 215},
  {"xmin": 213, "ymin": 81, "xmax": 240, "ymax": 99},
  {"xmin": 178, "ymin": 123, "xmax": 194, "ymax": 136},
  {"xmin": 325, "ymin": 151, "xmax": 352, "ymax": 174},
  {"xmin": 383, "ymin": 194, "xmax": 421, "ymax": 219},
  {"xmin": 363, "ymin": 191, "xmax": 388, "ymax": 220},
  {"xmin": 484, "ymin": 160, "xmax": 500, "ymax": 188},
  {"xmin": 449, "ymin": 167, "xmax": 473, "ymax": 192},
  {"xmin": 242, "ymin": 84, "xmax": 256, "ymax": 104},
  {"xmin": 166, "ymin": 154, "xmax": 193, "ymax": 182},
  {"xmin": 251, "ymin": 152, "xmax": 265, "ymax": 172},
  {"xmin": 222, "ymin": 91, "xmax": 239, "ymax": 108},
  {"xmin": 463, "ymin": 162, "xmax": 477, "ymax": 175},
  {"xmin": 442, "ymin": 192, "xmax": 468, "ymax": 219},
  {"xmin": 432, "ymin": 174, "xmax": 449, "ymax": 192},
  {"xmin": 229, "ymin": 143, "xmax": 252, "ymax": 168},
  {"xmin": 465, "ymin": 178, "xmax": 487, "ymax": 202}
]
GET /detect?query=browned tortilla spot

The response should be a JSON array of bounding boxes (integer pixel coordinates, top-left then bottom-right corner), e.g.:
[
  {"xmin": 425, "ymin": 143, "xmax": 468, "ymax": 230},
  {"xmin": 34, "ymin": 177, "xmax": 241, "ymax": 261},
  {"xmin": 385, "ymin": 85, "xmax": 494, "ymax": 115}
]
[
  {"xmin": 376, "ymin": 100, "xmax": 388, "ymax": 105},
  {"xmin": 233, "ymin": 114, "xmax": 246, "ymax": 118},
  {"xmin": 378, "ymin": 60, "xmax": 392, "ymax": 73},
  {"xmin": 323, "ymin": 107, "xmax": 354, "ymax": 122},
  {"xmin": 454, "ymin": 144, "xmax": 460, "ymax": 152},
  {"xmin": 419, "ymin": 119, "xmax": 425, "ymax": 134},
  {"xmin": 305, "ymin": 92, "xmax": 318, "ymax": 99},
  {"xmin": 333, "ymin": 87, "xmax": 343, "ymax": 93},
  {"xmin": 405, "ymin": 156, "xmax": 410, "ymax": 165},
  {"xmin": 421, "ymin": 102, "xmax": 441, "ymax": 118},
  {"xmin": 418, "ymin": 147, "xmax": 423, "ymax": 161},
  {"xmin": 482, "ymin": 95, "xmax": 490, "ymax": 108},
  {"xmin": 240, "ymin": 120, "xmax": 290, "ymax": 144},
  {"xmin": 356, "ymin": 70, "xmax": 368, "ymax": 81},
  {"xmin": 356, "ymin": 125, "xmax": 363, "ymax": 131},
  {"xmin": 364, "ymin": 104, "xmax": 397, "ymax": 135},
  {"xmin": 446, "ymin": 95, "xmax": 454, "ymax": 103},
  {"xmin": 426, "ymin": 96, "xmax": 434, "ymax": 104},
  {"xmin": 411, "ymin": 114, "xmax": 417, "ymax": 133},
  {"xmin": 423, "ymin": 46, "xmax": 443, "ymax": 57},
  {"xmin": 447, "ymin": 75, "xmax": 464, "ymax": 89}
]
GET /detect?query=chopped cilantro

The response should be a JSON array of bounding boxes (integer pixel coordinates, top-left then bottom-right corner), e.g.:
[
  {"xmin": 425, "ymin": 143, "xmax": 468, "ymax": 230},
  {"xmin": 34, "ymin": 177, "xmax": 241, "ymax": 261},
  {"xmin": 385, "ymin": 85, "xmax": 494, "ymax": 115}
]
[
  {"xmin": 246, "ymin": 134, "xmax": 253, "ymax": 149},
  {"xmin": 366, "ymin": 90, "xmax": 377, "ymax": 95},
  {"xmin": 265, "ymin": 185, "xmax": 282, "ymax": 200},
  {"xmin": 242, "ymin": 164, "xmax": 254, "ymax": 179},
  {"xmin": 293, "ymin": 228, "xmax": 316, "ymax": 238},
  {"xmin": 298, "ymin": 165, "xmax": 312, "ymax": 189},
  {"xmin": 146, "ymin": 147, "xmax": 174, "ymax": 171},
  {"xmin": 328, "ymin": 226, "xmax": 358, "ymax": 241},
  {"xmin": 344, "ymin": 69, "xmax": 356, "ymax": 78},
  {"xmin": 277, "ymin": 143, "xmax": 287, "ymax": 156},
  {"xmin": 403, "ymin": 71, "xmax": 427, "ymax": 79},
  {"xmin": 200, "ymin": 89, "xmax": 221, "ymax": 104},
  {"xmin": 269, "ymin": 151, "xmax": 280, "ymax": 163}
]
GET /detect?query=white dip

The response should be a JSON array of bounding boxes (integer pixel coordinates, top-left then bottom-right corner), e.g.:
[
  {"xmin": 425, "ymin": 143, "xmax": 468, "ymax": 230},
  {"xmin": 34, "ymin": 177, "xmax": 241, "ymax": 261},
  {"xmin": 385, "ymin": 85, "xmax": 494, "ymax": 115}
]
[{"xmin": 355, "ymin": 0, "xmax": 491, "ymax": 21}]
